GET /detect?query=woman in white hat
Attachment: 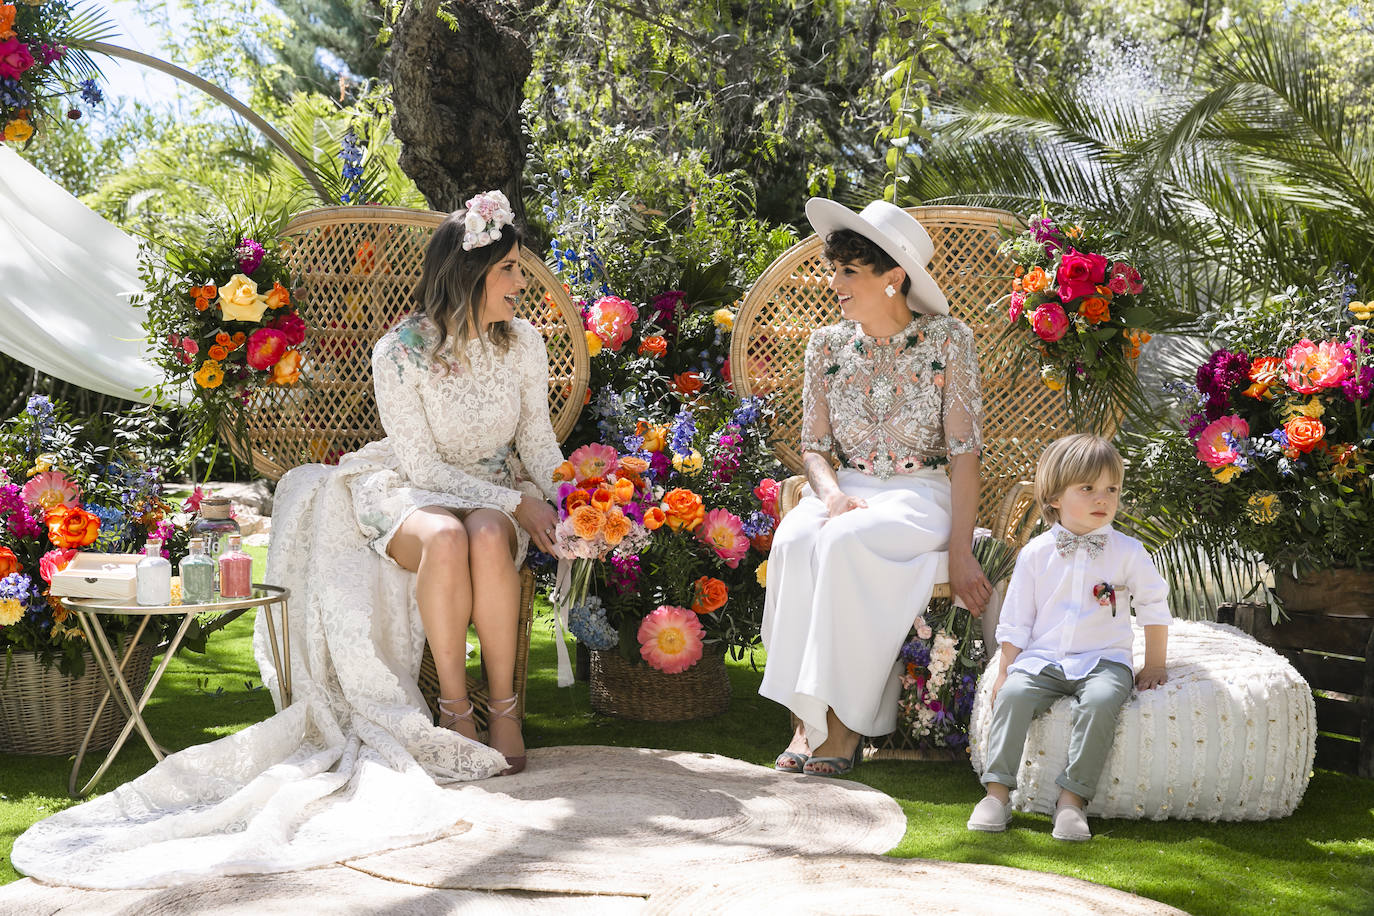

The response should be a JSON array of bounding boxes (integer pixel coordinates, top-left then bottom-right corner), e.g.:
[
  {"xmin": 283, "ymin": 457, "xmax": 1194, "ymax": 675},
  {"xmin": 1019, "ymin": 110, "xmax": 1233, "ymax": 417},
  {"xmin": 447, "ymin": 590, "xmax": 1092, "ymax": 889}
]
[{"xmin": 759, "ymin": 199, "xmax": 993, "ymax": 776}]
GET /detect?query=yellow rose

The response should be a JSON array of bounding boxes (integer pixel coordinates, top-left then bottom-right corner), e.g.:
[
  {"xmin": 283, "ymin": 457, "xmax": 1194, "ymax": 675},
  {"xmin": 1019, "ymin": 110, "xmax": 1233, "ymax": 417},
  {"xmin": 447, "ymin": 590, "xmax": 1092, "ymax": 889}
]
[
  {"xmin": 755, "ymin": 560, "xmax": 768, "ymax": 587},
  {"xmin": 712, "ymin": 308, "xmax": 735, "ymax": 332},
  {"xmin": 672, "ymin": 449, "xmax": 704, "ymax": 475},
  {"xmin": 584, "ymin": 330, "xmax": 603, "ymax": 357},
  {"xmin": 1212, "ymin": 464, "xmax": 1242, "ymax": 483},
  {"xmin": 218, "ymin": 274, "xmax": 269, "ymax": 323},
  {"xmin": 3, "ymin": 119, "xmax": 33, "ymax": 143}
]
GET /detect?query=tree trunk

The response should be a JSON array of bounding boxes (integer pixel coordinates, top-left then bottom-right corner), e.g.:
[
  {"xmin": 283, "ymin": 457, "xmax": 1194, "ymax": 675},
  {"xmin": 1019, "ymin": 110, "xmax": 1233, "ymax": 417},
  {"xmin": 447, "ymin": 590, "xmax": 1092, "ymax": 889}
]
[{"xmin": 384, "ymin": 0, "xmax": 534, "ymax": 215}]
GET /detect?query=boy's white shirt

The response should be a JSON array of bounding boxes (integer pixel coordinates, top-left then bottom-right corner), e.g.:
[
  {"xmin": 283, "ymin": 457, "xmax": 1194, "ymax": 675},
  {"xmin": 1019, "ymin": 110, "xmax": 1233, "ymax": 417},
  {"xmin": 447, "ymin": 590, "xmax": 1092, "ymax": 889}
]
[{"xmin": 995, "ymin": 522, "xmax": 1172, "ymax": 680}]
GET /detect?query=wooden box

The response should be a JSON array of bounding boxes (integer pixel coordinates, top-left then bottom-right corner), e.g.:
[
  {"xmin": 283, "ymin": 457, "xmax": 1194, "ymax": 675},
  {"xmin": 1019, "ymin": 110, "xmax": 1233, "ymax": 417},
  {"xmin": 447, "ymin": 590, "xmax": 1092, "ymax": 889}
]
[{"xmin": 49, "ymin": 553, "xmax": 141, "ymax": 601}]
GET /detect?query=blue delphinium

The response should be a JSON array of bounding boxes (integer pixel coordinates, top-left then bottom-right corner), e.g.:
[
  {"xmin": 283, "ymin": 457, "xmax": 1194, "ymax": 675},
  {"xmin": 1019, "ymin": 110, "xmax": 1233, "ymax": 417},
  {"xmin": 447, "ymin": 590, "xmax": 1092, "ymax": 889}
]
[
  {"xmin": 340, "ymin": 128, "xmax": 365, "ymax": 204},
  {"xmin": 567, "ymin": 596, "xmax": 618, "ymax": 650},
  {"xmin": 730, "ymin": 397, "xmax": 763, "ymax": 428},
  {"xmin": 668, "ymin": 407, "xmax": 696, "ymax": 455},
  {"xmin": 79, "ymin": 79, "xmax": 104, "ymax": 106}
]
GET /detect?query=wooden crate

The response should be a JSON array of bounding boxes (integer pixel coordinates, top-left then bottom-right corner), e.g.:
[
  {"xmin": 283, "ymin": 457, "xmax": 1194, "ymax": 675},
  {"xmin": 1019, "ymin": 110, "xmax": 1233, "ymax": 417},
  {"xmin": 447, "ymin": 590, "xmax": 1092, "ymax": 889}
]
[{"xmin": 1218, "ymin": 601, "xmax": 1374, "ymax": 777}]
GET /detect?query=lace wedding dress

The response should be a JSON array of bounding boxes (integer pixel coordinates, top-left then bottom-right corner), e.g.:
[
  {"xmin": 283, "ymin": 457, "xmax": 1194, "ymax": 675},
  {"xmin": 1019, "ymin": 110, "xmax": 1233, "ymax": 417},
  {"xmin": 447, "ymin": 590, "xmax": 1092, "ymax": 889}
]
[
  {"xmin": 11, "ymin": 316, "xmax": 566, "ymax": 889},
  {"xmin": 759, "ymin": 316, "xmax": 983, "ymax": 750}
]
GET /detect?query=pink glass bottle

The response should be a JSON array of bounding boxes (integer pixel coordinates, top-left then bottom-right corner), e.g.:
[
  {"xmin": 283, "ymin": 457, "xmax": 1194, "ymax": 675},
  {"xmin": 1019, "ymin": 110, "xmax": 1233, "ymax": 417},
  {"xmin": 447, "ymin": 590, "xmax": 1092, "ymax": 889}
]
[{"xmin": 218, "ymin": 534, "xmax": 253, "ymax": 598}]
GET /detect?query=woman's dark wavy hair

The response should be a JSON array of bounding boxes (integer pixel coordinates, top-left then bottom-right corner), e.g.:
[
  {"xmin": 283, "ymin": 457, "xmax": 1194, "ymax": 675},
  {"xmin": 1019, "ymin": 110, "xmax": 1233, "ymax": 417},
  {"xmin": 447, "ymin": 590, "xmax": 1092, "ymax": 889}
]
[
  {"xmin": 414, "ymin": 210, "xmax": 526, "ymax": 362},
  {"xmin": 822, "ymin": 229, "xmax": 911, "ymax": 298}
]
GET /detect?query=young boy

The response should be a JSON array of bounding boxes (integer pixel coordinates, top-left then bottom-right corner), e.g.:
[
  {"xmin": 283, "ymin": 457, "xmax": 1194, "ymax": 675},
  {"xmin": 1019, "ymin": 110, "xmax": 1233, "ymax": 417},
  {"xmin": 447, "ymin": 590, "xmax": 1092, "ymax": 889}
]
[{"xmin": 967, "ymin": 434, "xmax": 1170, "ymax": 841}]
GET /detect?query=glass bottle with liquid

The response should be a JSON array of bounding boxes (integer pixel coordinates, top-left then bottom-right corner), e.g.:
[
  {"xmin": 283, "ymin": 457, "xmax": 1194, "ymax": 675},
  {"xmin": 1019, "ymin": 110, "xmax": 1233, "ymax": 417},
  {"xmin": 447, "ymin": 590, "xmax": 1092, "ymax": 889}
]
[
  {"xmin": 179, "ymin": 537, "xmax": 216, "ymax": 605},
  {"xmin": 218, "ymin": 534, "xmax": 253, "ymax": 598},
  {"xmin": 136, "ymin": 539, "xmax": 172, "ymax": 606},
  {"xmin": 190, "ymin": 495, "xmax": 240, "ymax": 592}
]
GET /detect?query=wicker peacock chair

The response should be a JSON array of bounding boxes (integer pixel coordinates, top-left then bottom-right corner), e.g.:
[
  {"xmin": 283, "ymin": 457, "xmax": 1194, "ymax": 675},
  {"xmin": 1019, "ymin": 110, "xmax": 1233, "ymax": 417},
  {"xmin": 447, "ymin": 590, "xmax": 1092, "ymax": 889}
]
[
  {"xmin": 225, "ymin": 206, "xmax": 588, "ymax": 729},
  {"xmin": 729, "ymin": 205, "xmax": 1067, "ymax": 563}
]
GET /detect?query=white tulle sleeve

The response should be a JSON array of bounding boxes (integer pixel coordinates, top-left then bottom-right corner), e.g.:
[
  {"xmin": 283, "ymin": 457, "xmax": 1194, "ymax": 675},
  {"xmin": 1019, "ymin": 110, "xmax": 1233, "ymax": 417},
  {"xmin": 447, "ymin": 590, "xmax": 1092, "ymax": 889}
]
[{"xmin": 512, "ymin": 322, "xmax": 566, "ymax": 503}]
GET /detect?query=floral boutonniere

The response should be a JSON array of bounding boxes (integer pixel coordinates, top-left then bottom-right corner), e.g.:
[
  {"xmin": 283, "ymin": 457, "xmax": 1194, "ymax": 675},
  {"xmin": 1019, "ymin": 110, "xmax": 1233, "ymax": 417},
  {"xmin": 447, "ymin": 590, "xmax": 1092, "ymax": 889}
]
[{"xmin": 1092, "ymin": 582, "xmax": 1118, "ymax": 616}]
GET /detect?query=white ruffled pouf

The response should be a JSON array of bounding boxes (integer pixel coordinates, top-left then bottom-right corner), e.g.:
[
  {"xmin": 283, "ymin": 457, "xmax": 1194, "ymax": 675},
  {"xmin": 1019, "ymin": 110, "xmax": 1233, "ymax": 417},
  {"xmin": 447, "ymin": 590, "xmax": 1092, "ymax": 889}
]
[{"xmin": 969, "ymin": 620, "xmax": 1316, "ymax": 821}]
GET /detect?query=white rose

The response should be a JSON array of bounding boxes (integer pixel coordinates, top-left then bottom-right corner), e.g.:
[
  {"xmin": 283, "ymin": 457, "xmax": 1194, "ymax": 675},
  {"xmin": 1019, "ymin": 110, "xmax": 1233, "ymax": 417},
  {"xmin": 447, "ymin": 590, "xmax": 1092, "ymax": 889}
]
[{"xmin": 465, "ymin": 211, "xmax": 485, "ymax": 233}]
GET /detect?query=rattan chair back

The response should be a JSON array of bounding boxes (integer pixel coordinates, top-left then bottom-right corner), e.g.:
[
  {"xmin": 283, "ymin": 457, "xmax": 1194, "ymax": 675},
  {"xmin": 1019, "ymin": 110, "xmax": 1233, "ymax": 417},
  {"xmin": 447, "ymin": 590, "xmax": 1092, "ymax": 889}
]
[
  {"xmin": 729, "ymin": 205, "xmax": 1070, "ymax": 527},
  {"xmin": 223, "ymin": 206, "xmax": 588, "ymax": 480}
]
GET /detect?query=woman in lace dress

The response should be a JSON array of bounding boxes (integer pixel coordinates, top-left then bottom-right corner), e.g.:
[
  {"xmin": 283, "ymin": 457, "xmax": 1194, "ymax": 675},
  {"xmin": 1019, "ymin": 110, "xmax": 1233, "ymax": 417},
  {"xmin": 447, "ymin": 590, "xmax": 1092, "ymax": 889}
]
[
  {"xmin": 759, "ymin": 199, "xmax": 993, "ymax": 777},
  {"xmin": 11, "ymin": 193, "xmax": 567, "ymax": 888}
]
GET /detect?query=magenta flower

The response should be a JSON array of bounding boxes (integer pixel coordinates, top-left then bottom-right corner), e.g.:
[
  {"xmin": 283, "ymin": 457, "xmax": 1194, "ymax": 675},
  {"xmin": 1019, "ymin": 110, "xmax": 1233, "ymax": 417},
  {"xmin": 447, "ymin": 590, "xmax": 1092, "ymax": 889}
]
[
  {"xmin": 1030, "ymin": 302, "xmax": 1070, "ymax": 342},
  {"xmin": 696, "ymin": 508, "xmax": 750, "ymax": 568},
  {"xmin": 236, "ymin": 237, "xmax": 266, "ymax": 274},
  {"xmin": 0, "ymin": 39, "xmax": 34, "ymax": 79}
]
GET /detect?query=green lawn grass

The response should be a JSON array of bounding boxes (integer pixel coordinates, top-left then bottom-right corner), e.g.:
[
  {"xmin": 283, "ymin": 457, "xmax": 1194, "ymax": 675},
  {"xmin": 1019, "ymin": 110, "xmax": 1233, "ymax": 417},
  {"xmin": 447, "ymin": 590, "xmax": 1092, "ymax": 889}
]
[{"xmin": 4, "ymin": 578, "xmax": 1373, "ymax": 914}]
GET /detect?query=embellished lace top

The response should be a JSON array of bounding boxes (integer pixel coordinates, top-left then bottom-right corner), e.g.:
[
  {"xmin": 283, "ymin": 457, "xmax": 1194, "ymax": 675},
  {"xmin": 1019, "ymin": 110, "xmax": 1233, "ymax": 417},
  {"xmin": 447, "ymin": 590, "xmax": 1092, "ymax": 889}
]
[
  {"xmin": 801, "ymin": 316, "xmax": 983, "ymax": 478},
  {"xmin": 370, "ymin": 315, "xmax": 566, "ymax": 515}
]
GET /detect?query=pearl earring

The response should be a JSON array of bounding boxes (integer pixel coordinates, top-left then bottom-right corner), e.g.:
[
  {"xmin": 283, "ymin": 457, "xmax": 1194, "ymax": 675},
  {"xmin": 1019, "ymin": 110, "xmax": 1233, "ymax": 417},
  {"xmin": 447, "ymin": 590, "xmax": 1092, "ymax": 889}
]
[{"xmin": 884, "ymin": 284, "xmax": 897, "ymax": 298}]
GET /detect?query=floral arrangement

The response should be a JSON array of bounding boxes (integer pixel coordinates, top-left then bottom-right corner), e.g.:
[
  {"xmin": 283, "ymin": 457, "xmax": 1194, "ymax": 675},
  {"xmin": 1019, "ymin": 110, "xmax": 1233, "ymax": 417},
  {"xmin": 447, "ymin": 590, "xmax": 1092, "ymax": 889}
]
[
  {"xmin": 0, "ymin": 0, "xmax": 109, "ymax": 144},
  {"xmin": 1161, "ymin": 287, "xmax": 1374, "ymax": 574},
  {"xmin": 998, "ymin": 215, "xmax": 1161, "ymax": 420},
  {"xmin": 0, "ymin": 396, "xmax": 192, "ymax": 676},
  {"xmin": 893, "ymin": 535, "xmax": 1015, "ymax": 752},
  {"xmin": 136, "ymin": 227, "xmax": 304, "ymax": 460}
]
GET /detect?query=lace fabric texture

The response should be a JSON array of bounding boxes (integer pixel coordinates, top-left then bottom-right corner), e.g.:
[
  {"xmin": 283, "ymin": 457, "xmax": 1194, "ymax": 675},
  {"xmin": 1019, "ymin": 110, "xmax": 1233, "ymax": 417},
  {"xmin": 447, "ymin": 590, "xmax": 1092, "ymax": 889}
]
[
  {"xmin": 800, "ymin": 316, "xmax": 982, "ymax": 478},
  {"xmin": 10, "ymin": 317, "xmax": 567, "ymax": 889}
]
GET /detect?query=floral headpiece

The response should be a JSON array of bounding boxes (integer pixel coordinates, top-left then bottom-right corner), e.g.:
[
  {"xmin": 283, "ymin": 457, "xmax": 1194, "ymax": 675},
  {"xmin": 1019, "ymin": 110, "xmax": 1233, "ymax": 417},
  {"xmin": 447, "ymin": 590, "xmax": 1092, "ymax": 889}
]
[{"xmin": 462, "ymin": 190, "xmax": 516, "ymax": 251}]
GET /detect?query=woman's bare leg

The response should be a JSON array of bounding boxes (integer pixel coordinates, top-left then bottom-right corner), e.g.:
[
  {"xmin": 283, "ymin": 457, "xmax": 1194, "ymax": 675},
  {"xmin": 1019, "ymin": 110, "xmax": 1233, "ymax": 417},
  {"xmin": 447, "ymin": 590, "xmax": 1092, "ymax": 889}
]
[
  {"xmin": 463, "ymin": 509, "xmax": 523, "ymax": 761},
  {"xmin": 387, "ymin": 507, "xmax": 476, "ymax": 739}
]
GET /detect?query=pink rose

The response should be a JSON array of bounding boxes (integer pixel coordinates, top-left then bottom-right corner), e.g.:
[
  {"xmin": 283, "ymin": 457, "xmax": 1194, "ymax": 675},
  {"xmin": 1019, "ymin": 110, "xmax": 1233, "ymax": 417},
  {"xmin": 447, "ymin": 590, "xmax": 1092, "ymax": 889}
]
[
  {"xmin": 0, "ymin": 39, "xmax": 35, "ymax": 79},
  {"xmin": 1195, "ymin": 415, "xmax": 1249, "ymax": 468},
  {"xmin": 753, "ymin": 478, "xmax": 779, "ymax": 517},
  {"xmin": 1110, "ymin": 262, "xmax": 1143, "ymax": 295},
  {"xmin": 1030, "ymin": 302, "xmax": 1071, "ymax": 342},
  {"xmin": 268, "ymin": 310, "xmax": 307, "ymax": 347},
  {"xmin": 586, "ymin": 296, "xmax": 639, "ymax": 352},
  {"xmin": 1056, "ymin": 249, "xmax": 1109, "ymax": 303},
  {"xmin": 39, "ymin": 548, "xmax": 79, "ymax": 584},
  {"xmin": 1008, "ymin": 290, "xmax": 1027, "ymax": 323}
]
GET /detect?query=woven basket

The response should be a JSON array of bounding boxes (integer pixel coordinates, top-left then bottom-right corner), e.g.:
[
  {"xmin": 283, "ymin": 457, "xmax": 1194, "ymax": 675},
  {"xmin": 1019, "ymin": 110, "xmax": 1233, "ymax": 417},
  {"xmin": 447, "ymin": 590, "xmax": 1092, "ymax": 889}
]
[
  {"xmin": 589, "ymin": 647, "xmax": 730, "ymax": 722},
  {"xmin": 0, "ymin": 643, "xmax": 156, "ymax": 756}
]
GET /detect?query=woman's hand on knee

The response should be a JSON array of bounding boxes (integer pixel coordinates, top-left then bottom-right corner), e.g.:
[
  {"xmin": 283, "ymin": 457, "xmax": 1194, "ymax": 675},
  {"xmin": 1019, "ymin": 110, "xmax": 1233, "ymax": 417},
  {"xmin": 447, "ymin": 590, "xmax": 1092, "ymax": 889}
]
[
  {"xmin": 823, "ymin": 490, "xmax": 866, "ymax": 518},
  {"xmin": 515, "ymin": 494, "xmax": 560, "ymax": 555},
  {"xmin": 950, "ymin": 548, "xmax": 992, "ymax": 617}
]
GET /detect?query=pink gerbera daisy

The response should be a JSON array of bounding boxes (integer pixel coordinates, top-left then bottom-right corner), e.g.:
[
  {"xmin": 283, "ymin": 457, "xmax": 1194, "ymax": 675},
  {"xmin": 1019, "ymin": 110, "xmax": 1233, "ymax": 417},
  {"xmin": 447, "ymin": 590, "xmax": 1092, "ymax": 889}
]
[
  {"xmin": 567, "ymin": 443, "xmax": 619, "ymax": 483},
  {"xmin": 696, "ymin": 508, "xmax": 750, "ymax": 568},
  {"xmin": 638, "ymin": 605, "xmax": 705, "ymax": 674},
  {"xmin": 21, "ymin": 470, "xmax": 81, "ymax": 511}
]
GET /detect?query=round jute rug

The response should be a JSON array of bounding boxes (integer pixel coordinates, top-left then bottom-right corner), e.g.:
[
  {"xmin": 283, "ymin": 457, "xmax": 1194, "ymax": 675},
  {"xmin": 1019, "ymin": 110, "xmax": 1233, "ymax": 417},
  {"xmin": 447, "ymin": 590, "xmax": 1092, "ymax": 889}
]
[
  {"xmin": 0, "ymin": 867, "xmax": 646, "ymax": 915},
  {"xmin": 344, "ymin": 745, "xmax": 907, "ymax": 896},
  {"xmin": 644, "ymin": 855, "xmax": 1188, "ymax": 915}
]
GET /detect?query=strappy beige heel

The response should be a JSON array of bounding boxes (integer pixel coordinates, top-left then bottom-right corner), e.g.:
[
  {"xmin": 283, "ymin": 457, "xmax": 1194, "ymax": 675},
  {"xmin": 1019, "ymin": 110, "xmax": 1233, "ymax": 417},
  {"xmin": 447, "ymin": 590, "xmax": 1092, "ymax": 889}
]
[
  {"xmin": 437, "ymin": 696, "xmax": 478, "ymax": 741},
  {"xmin": 487, "ymin": 695, "xmax": 527, "ymax": 776}
]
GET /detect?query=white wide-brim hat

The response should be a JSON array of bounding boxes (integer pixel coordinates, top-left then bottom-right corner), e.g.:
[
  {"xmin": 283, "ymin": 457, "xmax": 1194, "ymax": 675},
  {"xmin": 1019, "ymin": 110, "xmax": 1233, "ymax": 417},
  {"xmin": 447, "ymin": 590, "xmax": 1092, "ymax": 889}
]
[{"xmin": 804, "ymin": 198, "xmax": 948, "ymax": 315}]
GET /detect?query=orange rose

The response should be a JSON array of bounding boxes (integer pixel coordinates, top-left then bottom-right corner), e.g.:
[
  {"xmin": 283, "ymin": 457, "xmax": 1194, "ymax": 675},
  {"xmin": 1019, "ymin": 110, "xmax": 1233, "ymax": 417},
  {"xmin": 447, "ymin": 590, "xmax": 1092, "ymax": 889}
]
[
  {"xmin": 1079, "ymin": 297, "xmax": 1111, "ymax": 324},
  {"xmin": 639, "ymin": 335, "xmax": 668, "ymax": 358},
  {"xmin": 663, "ymin": 488, "xmax": 705, "ymax": 531},
  {"xmin": 271, "ymin": 350, "xmax": 302, "ymax": 385},
  {"xmin": 672, "ymin": 372, "xmax": 704, "ymax": 395},
  {"xmin": 209, "ymin": 344, "xmax": 228, "ymax": 361},
  {"xmin": 612, "ymin": 477, "xmax": 636, "ymax": 505},
  {"xmin": 639, "ymin": 423, "xmax": 667, "ymax": 453},
  {"xmin": 570, "ymin": 505, "xmax": 605, "ymax": 540},
  {"xmin": 265, "ymin": 281, "xmax": 291, "ymax": 310},
  {"xmin": 215, "ymin": 331, "xmax": 232, "ymax": 346},
  {"xmin": 751, "ymin": 532, "xmax": 774, "ymax": 552},
  {"xmin": 46, "ymin": 505, "xmax": 101, "ymax": 548},
  {"xmin": 1244, "ymin": 356, "xmax": 1282, "ymax": 399},
  {"xmin": 691, "ymin": 576, "xmax": 728, "ymax": 614},
  {"xmin": 564, "ymin": 489, "xmax": 591, "ymax": 514},
  {"xmin": 1284, "ymin": 415, "xmax": 1325, "ymax": 454},
  {"xmin": 0, "ymin": 546, "xmax": 19, "ymax": 578},
  {"xmin": 643, "ymin": 506, "xmax": 667, "ymax": 530},
  {"xmin": 0, "ymin": 5, "xmax": 16, "ymax": 38},
  {"xmin": 1023, "ymin": 266, "xmax": 1049, "ymax": 293},
  {"xmin": 590, "ymin": 488, "xmax": 615, "ymax": 512},
  {"xmin": 553, "ymin": 460, "xmax": 576, "ymax": 482},
  {"xmin": 603, "ymin": 508, "xmax": 632, "ymax": 545},
  {"xmin": 619, "ymin": 455, "xmax": 649, "ymax": 474}
]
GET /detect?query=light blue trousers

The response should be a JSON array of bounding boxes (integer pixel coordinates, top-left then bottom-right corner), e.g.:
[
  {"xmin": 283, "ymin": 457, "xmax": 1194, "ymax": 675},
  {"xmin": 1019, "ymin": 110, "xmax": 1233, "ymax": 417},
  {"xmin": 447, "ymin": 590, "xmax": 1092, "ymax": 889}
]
[{"xmin": 980, "ymin": 660, "xmax": 1134, "ymax": 801}]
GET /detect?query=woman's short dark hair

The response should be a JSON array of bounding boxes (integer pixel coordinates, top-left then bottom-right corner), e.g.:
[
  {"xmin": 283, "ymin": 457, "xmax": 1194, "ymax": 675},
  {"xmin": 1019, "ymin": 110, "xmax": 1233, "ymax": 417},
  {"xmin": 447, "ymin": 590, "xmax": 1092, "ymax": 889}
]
[
  {"xmin": 823, "ymin": 229, "xmax": 912, "ymax": 297},
  {"xmin": 414, "ymin": 211, "xmax": 527, "ymax": 361}
]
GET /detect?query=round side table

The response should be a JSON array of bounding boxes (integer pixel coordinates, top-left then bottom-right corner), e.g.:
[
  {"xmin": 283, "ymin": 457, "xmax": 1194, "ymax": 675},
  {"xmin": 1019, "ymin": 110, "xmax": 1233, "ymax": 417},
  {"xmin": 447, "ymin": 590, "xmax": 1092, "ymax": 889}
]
[{"xmin": 63, "ymin": 584, "xmax": 291, "ymax": 798}]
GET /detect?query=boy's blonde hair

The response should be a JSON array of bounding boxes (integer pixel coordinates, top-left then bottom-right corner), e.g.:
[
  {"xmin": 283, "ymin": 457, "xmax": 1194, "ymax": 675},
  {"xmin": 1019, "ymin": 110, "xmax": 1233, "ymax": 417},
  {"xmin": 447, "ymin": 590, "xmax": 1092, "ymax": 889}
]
[{"xmin": 1034, "ymin": 434, "xmax": 1124, "ymax": 525}]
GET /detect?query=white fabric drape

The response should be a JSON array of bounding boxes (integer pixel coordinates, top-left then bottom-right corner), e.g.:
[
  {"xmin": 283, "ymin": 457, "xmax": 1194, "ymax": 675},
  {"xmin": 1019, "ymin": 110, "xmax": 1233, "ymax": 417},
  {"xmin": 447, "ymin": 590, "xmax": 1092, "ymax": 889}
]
[{"xmin": 0, "ymin": 147, "xmax": 164, "ymax": 403}]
